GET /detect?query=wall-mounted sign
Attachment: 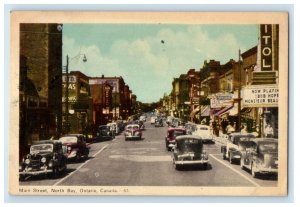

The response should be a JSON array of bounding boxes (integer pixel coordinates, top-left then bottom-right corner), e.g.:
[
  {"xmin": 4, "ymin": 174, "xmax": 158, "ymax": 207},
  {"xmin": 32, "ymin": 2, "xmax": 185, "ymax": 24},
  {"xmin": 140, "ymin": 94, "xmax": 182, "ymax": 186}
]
[
  {"xmin": 62, "ymin": 75, "xmax": 77, "ymax": 83},
  {"xmin": 210, "ymin": 93, "xmax": 233, "ymax": 108},
  {"xmin": 260, "ymin": 24, "xmax": 273, "ymax": 71},
  {"xmin": 242, "ymin": 85, "xmax": 278, "ymax": 107},
  {"xmin": 89, "ymin": 79, "xmax": 119, "ymax": 92}
]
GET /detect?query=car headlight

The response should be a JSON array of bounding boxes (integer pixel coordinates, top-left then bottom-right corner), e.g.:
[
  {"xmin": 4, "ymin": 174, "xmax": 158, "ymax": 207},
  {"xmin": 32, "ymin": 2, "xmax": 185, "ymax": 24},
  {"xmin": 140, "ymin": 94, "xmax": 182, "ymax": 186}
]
[
  {"xmin": 48, "ymin": 161, "xmax": 53, "ymax": 167},
  {"xmin": 41, "ymin": 157, "xmax": 46, "ymax": 163},
  {"xmin": 25, "ymin": 159, "xmax": 30, "ymax": 164},
  {"xmin": 67, "ymin": 147, "xmax": 71, "ymax": 151}
]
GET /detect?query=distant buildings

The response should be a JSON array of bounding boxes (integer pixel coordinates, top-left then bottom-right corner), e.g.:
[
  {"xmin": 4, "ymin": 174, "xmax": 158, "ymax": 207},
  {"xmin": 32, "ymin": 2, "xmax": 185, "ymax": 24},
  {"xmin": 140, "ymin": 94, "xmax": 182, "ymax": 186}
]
[{"xmin": 163, "ymin": 24, "xmax": 279, "ymax": 138}]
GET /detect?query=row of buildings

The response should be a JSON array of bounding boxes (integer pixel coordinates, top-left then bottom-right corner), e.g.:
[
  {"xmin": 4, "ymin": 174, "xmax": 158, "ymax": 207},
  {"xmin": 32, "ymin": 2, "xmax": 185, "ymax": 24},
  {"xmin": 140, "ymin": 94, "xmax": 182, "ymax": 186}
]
[
  {"xmin": 19, "ymin": 23, "xmax": 138, "ymax": 157},
  {"xmin": 161, "ymin": 24, "xmax": 279, "ymax": 138}
]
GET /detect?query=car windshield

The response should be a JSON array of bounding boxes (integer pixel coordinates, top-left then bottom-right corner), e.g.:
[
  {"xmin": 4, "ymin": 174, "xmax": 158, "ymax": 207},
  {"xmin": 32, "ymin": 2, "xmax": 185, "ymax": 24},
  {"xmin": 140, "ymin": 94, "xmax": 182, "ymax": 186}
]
[
  {"xmin": 30, "ymin": 144, "xmax": 53, "ymax": 153},
  {"xmin": 127, "ymin": 126, "xmax": 139, "ymax": 130},
  {"xmin": 177, "ymin": 139, "xmax": 202, "ymax": 152},
  {"xmin": 59, "ymin": 136, "xmax": 78, "ymax": 144},
  {"xmin": 173, "ymin": 130, "xmax": 185, "ymax": 137},
  {"xmin": 239, "ymin": 141, "xmax": 256, "ymax": 150},
  {"xmin": 258, "ymin": 142, "xmax": 278, "ymax": 153}
]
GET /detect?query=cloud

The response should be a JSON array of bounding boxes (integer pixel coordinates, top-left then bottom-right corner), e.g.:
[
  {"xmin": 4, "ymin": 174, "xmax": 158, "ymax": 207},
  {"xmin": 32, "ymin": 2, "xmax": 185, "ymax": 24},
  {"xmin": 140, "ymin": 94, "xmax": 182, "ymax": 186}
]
[{"xmin": 63, "ymin": 25, "xmax": 257, "ymax": 103}]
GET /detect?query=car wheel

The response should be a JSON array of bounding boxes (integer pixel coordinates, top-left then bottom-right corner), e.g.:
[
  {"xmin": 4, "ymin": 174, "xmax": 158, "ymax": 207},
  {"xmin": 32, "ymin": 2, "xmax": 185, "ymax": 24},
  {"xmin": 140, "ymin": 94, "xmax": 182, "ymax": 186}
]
[
  {"xmin": 240, "ymin": 159, "xmax": 245, "ymax": 170},
  {"xmin": 222, "ymin": 153, "xmax": 226, "ymax": 160},
  {"xmin": 251, "ymin": 163, "xmax": 257, "ymax": 178},
  {"xmin": 229, "ymin": 154, "xmax": 233, "ymax": 164},
  {"xmin": 19, "ymin": 175, "xmax": 25, "ymax": 181},
  {"xmin": 52, "ymin": 167, "xmax": 58, "ymax": 178},
  {"xmin": 202, "ymin": 163, "xmax": 208, "ymax": 170},
  {"xmin": 75, "ymin": 153, "xmax": 81, "ymax": 162}
]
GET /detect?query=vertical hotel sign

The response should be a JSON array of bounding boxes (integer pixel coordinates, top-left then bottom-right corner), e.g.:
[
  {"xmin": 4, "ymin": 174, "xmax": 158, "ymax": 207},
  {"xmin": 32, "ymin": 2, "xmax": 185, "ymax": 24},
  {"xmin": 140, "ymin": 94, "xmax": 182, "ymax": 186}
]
[{"xmin": 260, "ymin": 24, "xmax": 273, "ymax": 71}]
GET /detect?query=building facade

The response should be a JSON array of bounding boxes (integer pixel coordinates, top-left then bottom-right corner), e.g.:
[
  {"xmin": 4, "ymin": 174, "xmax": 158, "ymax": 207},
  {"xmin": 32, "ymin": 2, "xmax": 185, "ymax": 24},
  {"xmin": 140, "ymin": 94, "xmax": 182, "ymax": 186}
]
[{"xmin": 19, "ymin": 23, "xmax": 63, "ymax": 158}]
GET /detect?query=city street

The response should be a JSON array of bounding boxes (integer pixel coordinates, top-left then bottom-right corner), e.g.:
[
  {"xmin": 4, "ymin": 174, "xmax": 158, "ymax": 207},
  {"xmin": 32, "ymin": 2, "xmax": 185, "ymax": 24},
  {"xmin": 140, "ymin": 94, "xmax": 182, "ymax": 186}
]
[{"xmin": 20, "ymin": 118, "xmax": 277, "ymax": 187}]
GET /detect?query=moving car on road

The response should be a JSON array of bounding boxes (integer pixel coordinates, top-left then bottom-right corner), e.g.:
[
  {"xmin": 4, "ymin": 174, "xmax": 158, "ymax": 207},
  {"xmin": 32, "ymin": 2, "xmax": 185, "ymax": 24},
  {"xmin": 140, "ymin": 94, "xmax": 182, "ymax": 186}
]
[
  {"xmin": 150, "ymin": 116, "xmax": 157, "ymax": 124},
  {"xmin": 124, "ymin": 124, "xmax": 143, "ymax": 141},
  {"xmin": 240, "ymin": 138, "xmax": 278, "ymax": 178},
  {"xmin": 155, "ymin": 118, "xmax": 164, "ymax": 127},
  {"xmin": 165, "ymin": 128, "xmax": 186, "ymax": 151},
  {"xmin": 59, "ymin": 134, "xmax": 90, "ymax": 162},
  {"xmin": 170, "ymin": 135, "xmax": 209, "ymax": 170},
  {"xmin": 192, "ymin": 124, "xmax": 214, "ymax": 143},
  {"xmin": 221, "ymin": 133, "xmax": 256, "ymax": 164},
  {"xmin": 19, "ymin": 140, "xmax": 67, "ymax": 180}
]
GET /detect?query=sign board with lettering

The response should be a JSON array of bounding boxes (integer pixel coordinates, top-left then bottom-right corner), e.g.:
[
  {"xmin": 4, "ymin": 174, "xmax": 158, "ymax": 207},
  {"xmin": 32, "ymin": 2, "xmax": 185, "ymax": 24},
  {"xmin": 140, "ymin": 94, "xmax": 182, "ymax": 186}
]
[
  {"xmin": 210, "ymin": 93, "xmax": 233, "ymax": 108},
  {"xmin": 260, "ymin": 24, "xmax": 273, "ymax": 71},
  {"xmin": 242, "ymin": 85, "xmax": 278, "ymax": 107},
  {"xmin": 89, "ymin": 79, "xmax": 119, "ymax": 92}
]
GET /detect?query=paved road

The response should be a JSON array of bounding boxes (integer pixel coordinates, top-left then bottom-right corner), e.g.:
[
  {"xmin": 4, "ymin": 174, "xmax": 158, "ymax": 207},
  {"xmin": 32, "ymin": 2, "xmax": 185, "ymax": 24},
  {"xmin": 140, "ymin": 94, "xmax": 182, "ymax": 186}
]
[{"xmin": 20, "ymin": 118, "xmax": 277, "ymax": 187}]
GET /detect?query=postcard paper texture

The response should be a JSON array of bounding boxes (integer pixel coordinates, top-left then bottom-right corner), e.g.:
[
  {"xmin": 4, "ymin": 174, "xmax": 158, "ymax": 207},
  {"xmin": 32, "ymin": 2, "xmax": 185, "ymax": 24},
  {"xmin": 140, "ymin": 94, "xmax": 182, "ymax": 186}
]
[{"xmin": 9, "ymin": 11, "xmax": 288, "ymax": 196}]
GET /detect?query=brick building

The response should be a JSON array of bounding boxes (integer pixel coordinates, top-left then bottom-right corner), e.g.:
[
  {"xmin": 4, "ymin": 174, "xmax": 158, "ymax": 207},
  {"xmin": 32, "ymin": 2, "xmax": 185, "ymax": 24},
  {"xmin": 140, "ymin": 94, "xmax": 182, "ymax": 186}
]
[{"xmin": 19, "ymin": 23, "xmax": 62, "ymax": 158}]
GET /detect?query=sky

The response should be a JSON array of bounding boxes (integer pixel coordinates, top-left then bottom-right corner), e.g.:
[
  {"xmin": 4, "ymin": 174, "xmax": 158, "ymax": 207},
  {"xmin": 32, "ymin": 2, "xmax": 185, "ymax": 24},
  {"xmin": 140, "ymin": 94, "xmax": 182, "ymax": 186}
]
[{"xmin": 63, "ymin": 24, "xmax": 259, "ymax": 103}]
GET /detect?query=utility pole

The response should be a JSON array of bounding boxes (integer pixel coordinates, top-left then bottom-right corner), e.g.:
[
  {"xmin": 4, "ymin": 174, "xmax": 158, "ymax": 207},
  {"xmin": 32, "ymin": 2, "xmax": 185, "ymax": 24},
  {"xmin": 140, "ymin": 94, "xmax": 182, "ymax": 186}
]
[
  {"xmin": 65, "ymin": 55, "xmax": 69, "ymax": 133},
  {"xmin": 238, "ymin": 49, "xmax": 242, "ymax": 132}
]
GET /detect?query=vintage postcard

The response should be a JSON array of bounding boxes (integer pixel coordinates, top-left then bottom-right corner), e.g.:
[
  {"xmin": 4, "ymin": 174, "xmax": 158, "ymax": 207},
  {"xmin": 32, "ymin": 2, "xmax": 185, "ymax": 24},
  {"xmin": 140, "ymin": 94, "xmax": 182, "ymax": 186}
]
[{"xmin": 9, "ymin": 12, "xmax": 288, "ymax": 196}]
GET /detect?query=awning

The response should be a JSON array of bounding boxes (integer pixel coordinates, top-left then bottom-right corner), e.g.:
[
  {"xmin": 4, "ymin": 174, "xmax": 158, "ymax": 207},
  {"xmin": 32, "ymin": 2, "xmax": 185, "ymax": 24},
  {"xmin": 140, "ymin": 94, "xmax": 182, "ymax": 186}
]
[
  {"xmin": 200, "ymin": 105, "xmax": 210, "ymax": 117},
  {"xmin": 214, "ymin": 105, "xmax": 234, "ymax": 116}
]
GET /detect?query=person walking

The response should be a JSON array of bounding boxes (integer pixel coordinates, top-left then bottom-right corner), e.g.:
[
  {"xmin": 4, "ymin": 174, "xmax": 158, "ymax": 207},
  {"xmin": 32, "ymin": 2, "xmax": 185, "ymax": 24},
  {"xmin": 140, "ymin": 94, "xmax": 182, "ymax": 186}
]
[{"xmin": 265, "ymin": 124, "xmax": 274, "ymax": 138}]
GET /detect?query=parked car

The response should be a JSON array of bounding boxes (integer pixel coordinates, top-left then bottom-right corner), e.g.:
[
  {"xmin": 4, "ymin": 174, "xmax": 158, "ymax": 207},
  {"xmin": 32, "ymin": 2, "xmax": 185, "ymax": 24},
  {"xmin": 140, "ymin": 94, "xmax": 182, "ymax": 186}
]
[
  {"xmin": 221, "ymin": 133, "xmax": 256, "ymax": 163},
  {"xmin": 124, "ymin": 124, "xmax": 143, "ymax": 141},
  {"xmin": 170, "ymin": 135, "xmax": 209, "ymax": 170},
  {"xmin": 96, "ymin": 125, "xmax": 114, "ymax": 141},
  {"xmin": 166, "ymin": 116, "xmax": 173, "ymax": 126},
  {"xmin": 107, "ymin": 122, "xmax": 120, "ymax": 135},
  {"xmin": 155, "ymin": 118, "xmax": 164, "ymax": 127},
  {"xmin": 19, "ymin": 140, "xmax": 67, "ymax": 180},
  {"xmin": 150, "ymin": 116, "xmax": 157, "ymax": 124},
  {"xmin": 240, "ymin": 138, "xmax": 278, "ymax": 178},
  {"xmin": 165, "ymin": 128, "xmax": 186, "ymax": 151},
  {"xmin": 192, "ymin": 124, "xmax": 214, "ymax": 143},
  {"xmin": 59, "ymin": 134, "xmax": 90, "ymax": 162}
]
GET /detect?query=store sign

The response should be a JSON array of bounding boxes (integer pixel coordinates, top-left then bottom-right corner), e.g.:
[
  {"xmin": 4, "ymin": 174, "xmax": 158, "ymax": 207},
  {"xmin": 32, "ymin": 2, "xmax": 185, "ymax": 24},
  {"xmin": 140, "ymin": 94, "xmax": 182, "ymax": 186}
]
[
  {"xmin": 242, "ymin": 85, "xmax": 278, "ymax": 107},
  {"xmin": 260, "ymin": 24, "xmax": 273, "ymax": 71},
  {"xmin": 89, "ymin": 79, "xmax": 119, "ymax": 92},
  {"xmin": 210, "ymin": 94, "xmax": 233, "ymax": 108},
  {"xmin": 62, "ymin": 75, "xmax": 77, "ymax": 83}
]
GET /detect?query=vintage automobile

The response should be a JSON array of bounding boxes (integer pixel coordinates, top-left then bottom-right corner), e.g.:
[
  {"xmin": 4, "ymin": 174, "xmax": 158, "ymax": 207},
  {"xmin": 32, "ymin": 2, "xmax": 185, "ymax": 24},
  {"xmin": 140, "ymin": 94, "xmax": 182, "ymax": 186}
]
[
  {"xmin": 155, "ymin": 118, "xmax": 164, "ymax": 127},
  {"xmin": 139, "ymin": 115, "xmax": 146, "ymax": 122},
  {"xmin": 134, "ymin": 120, "xmax": 145, "ymax": 130},
  {"xmin": 19, "ymin": 140, "xmax": 67, "ymax": 180},
  {"xmin": 184, "ymin": 122, "xmax": 197, "ymax": 135},
  {"xmin": 165, "ymin": 127, "xmax": 186, "ymax": 151},
  {"xmin": 192, "ymin": 124, "xmax": 214, "ymax": 143},
  {"xmin": 96, "ymin": 125, "xmax": 114, "ymax": 141},
  {"xmin": 124, "ymin": 124, "xmax": 143, "ymax": 140},
  {"xmin": 150, "ymin": 116, "xmax": 157, "ymax": 124},
  {"xmin": 107, "ymin": 122, "xmax": 120, "ymax": 135},
  {"xmin": 170, "ymin": 135, "xmax": 209, "ymax": 170},
  {"xmin": 240, "ymin": 138, "xmax": 278, "ymax": 178},
  {"xmin": 221, "ymin": 133, "xmax": 256, "ymax": 164},
  {"xmin": 59, "ymin": 134, "xmax": 90, "ymax": 161}
]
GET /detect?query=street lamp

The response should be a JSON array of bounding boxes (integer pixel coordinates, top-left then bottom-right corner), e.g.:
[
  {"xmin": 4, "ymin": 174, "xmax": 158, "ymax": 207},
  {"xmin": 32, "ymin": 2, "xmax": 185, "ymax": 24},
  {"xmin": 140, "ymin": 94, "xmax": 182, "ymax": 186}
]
[{"xmin": 63, "ymin": 53, "xmax": 87, "ymax": 133}]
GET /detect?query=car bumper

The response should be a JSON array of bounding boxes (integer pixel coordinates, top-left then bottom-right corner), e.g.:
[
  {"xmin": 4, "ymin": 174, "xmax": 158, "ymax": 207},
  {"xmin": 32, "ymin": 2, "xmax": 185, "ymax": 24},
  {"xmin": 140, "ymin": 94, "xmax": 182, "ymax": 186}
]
[
  {"xmin": 255, "ymin": 167, "xmax": 278, "ymax": 174},
  {"xmin": 174, "ymin": 159, "xmax": 209, "ymax": 165},
  {"xmin": 20, "ymin": 169, "xmax": 52, "ymax": 176},
  {"xmin": 125, "ymin": 135, "xmax": 141, "ymax": 139}
]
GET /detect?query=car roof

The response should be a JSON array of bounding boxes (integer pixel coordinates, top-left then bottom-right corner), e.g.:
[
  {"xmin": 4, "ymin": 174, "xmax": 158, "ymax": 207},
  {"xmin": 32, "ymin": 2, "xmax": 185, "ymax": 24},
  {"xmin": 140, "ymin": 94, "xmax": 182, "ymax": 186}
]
[
  {"xmin": 176, "ymin": 135, "xmax": 202, "ymax": 140},
  {"xmin": 168, "ymin": 127, "xmax": 186, "ymax": 132},
  {"xmin": 252, "ymin": 138, "xmax": 278, "ymax": 143},
  {"xmin": 61, "ymin": 134, "xmax": 83, "ymax": 137},
  {"xmin": 126, "ymin": 124, "xmax": 139, "ymax": 127},
  {"xmin": 32, "ymin": 140, "xmax": 61, "ymax": 145}
]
